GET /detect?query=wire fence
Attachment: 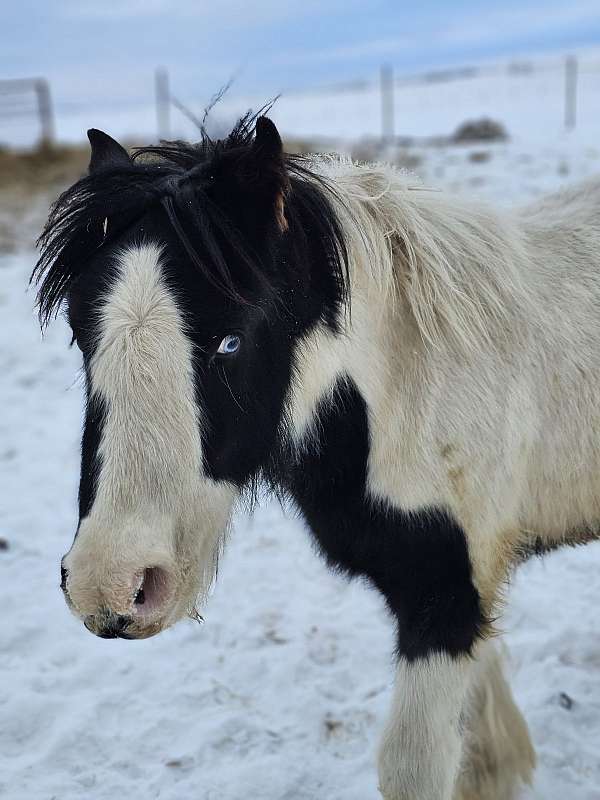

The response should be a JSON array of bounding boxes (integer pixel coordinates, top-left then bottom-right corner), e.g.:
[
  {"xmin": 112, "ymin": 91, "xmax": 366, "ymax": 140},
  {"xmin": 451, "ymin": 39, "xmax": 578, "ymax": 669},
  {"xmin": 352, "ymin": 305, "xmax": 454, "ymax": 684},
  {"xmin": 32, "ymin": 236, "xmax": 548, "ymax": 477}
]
[
  {"xmin": 0, "ymin": 78, "xmax": 54, "ymax": 147},
  {"xmin": 2, "ymin": 54, "xmax": 599, "ymax": 149},
  {"xmin": 157, "ymin": 54, "xmax": 600, "ymax": 143}
]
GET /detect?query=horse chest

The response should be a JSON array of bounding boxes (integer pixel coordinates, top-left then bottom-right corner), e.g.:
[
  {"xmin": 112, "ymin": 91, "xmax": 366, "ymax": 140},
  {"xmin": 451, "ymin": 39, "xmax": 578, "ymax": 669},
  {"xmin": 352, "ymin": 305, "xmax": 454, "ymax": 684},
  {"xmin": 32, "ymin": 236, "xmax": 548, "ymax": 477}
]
[{"xmin": 283, "ymin": 378, "xmax": 485, "ymax": 660}]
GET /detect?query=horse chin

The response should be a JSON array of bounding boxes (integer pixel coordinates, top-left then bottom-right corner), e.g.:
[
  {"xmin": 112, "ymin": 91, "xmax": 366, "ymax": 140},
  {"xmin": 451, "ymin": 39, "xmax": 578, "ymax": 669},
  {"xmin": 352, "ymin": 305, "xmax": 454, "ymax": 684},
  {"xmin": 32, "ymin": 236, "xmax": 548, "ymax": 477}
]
[{"xmin": 69, "ymin": 582, "xmax": 195, "ymax": 641}]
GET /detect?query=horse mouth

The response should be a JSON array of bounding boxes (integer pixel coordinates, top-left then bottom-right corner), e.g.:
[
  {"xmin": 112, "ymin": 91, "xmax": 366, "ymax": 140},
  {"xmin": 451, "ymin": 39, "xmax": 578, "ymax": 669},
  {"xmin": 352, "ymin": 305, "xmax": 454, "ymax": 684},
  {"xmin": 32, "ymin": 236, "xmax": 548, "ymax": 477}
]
[{"xmin": 83, "ymin": 612, "xmax": 163, "ymax": 640}]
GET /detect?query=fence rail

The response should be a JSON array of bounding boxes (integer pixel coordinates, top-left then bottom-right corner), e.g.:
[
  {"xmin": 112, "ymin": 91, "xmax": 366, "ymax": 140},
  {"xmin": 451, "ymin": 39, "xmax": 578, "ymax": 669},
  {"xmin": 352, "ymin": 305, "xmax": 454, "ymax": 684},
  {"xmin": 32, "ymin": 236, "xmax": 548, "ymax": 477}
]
[
  {"xmin": 159, "ymin": 54, "xmax": 596, "ymax": 142},
  {"xmin": 0, "ymin": 78, "xmax": 54, "ymax": 146},
  {"xmin": 2, "ymin": 54, "xmax": 598, "ymax": 149}
]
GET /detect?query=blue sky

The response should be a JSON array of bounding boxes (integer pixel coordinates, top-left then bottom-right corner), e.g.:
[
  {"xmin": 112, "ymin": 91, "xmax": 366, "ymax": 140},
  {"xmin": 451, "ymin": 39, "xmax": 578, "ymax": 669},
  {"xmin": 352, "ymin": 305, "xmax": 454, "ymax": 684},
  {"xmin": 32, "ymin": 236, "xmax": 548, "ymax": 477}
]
[{"xmin": 2, "ymin": 0, "xmax": 600, "ymax": 114}]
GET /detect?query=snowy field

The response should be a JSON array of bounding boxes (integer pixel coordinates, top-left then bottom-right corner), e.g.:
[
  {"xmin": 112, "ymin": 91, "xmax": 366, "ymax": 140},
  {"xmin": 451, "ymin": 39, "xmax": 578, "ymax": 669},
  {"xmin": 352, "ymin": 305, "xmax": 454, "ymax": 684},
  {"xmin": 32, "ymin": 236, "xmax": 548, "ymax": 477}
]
[
  {"xmin": 1, "ymin": 132, "xmax": 600, "ymax": 800},
  {"xmin": 3, "ymin": 50, "xmax": 600, "ymax": 149}
]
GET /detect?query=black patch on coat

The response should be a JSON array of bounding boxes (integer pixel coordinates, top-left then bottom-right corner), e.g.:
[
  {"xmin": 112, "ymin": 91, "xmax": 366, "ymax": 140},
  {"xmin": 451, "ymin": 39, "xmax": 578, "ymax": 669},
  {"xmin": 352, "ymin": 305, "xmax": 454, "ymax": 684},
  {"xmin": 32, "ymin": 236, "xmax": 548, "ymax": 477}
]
[
  {"xmin": 66, "ymin": 255, "xmax": 116, "ymax": 523},
  {"xmin": 34, "ymin": 115, "xmax": 485, "ymax": 662},
  {"xmin": 78, "ymin": 389, "xmax": 105, "ymax": 520},
  {"xmin": 278, "ymin": 379, "xmax": 486, "ymax": 661},
  {"xmin": 33, "ymin": 113, "xmax": 349, "ymax": 497}
]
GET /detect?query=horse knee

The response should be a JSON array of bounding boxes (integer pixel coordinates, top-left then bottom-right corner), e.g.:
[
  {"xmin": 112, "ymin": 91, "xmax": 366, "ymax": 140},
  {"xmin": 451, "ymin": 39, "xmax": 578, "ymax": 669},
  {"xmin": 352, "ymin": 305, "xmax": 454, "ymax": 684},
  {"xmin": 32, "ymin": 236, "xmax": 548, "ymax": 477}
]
[{"xmin": 456, "ymin": 641, "xmax": 535, "ymax": 800}]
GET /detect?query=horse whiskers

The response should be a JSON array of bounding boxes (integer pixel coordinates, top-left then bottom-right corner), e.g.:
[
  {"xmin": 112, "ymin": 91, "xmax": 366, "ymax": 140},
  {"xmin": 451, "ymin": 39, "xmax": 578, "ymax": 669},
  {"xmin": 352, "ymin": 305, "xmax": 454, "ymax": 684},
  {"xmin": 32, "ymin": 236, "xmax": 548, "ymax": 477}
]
[
  {"xmin": 218, "ymin": 363, "xmax": 246, "ymax": 414},
  {"xmin": 189, "ymin": 607, "xmax": 204, "ymax": 624}
]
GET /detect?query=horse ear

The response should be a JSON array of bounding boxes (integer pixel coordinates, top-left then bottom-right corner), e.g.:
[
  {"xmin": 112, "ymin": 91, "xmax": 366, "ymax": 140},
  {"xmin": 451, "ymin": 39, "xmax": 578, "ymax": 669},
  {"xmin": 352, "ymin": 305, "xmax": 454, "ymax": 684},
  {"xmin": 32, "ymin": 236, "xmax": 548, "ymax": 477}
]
[
  {"xmin": 252, "ymin": 116, "xmax": 283, "ymax": 160},
  {"xmin": 87, "ymin": 129, "xmax": 130, "ymax": 172},
  {"xmin": 251, "ymin": 117, "xmax": 289, "ymax": 233}
]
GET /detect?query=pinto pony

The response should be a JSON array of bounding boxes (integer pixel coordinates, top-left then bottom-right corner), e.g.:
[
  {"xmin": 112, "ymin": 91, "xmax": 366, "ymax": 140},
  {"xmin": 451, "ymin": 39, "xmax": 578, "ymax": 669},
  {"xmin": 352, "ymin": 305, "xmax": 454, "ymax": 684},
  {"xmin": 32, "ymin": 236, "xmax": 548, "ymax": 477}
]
[{"xmin": 33, "ymin": 114, "xmax": 600, "ymax": 799}]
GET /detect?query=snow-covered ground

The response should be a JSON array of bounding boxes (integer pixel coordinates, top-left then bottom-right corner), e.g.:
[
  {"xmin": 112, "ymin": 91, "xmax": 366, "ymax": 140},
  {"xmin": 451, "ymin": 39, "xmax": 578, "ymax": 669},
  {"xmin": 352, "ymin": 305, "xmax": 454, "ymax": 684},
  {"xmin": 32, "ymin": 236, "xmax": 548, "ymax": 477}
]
[
  {"xmin": 1, "ymin": 135, "xmax": 600, "ymax": 800},
  {"xmin": 3, "ymin": 50, "xmax": 600, "ymax": 149}
]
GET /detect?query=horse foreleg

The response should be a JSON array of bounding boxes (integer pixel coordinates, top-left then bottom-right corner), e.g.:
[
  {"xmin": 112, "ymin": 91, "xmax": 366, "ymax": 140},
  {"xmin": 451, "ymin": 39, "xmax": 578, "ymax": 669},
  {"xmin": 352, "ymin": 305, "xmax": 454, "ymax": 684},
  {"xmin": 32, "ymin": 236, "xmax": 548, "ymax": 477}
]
[
  {"xmin": 377, "ymin": 652, "xmax": 472, "ymax": 800},
  {"xmin": 455, "ymin": 640, "xmax": 535, "ymax": 800}
]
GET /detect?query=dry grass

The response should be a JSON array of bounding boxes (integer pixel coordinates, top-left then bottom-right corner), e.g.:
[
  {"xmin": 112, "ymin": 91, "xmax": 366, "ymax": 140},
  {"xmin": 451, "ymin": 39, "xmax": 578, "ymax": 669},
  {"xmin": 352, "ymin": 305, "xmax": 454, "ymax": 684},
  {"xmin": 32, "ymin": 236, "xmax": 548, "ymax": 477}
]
[
  {"xmin": 0, "ymin": 144, "xmax": 89, "ymax": 192},
  {"xmin": 0, "ymin": 145, "xmax": 90, "ymax": 253}
]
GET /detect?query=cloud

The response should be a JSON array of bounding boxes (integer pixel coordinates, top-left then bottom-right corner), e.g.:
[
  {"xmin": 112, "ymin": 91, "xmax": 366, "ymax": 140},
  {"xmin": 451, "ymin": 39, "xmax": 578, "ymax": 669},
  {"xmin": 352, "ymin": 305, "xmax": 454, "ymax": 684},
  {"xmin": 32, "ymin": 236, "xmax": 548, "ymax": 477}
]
[
  {"xmin": 436, "ymin": 0, "xmax": 600, "ymax": 49},
  {"xmin": 3, "ymin": 0, "xmax": 599, "ymax": 119},
  {"xmin": 59, "ymin": 0, "xmax": 355, "ymax": 26},
  {"xmin": 264, "ymin": 0, "xmax": 600, "ymax": 71}
]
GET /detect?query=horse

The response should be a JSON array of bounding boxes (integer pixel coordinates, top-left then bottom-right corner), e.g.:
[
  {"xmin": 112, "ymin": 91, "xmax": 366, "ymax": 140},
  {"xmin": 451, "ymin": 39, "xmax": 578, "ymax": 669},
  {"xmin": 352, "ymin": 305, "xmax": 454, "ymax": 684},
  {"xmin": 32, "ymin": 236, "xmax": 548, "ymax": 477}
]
[{"xmin": 32, "ymin": 113, "xmax": 600, "ymax": 800}]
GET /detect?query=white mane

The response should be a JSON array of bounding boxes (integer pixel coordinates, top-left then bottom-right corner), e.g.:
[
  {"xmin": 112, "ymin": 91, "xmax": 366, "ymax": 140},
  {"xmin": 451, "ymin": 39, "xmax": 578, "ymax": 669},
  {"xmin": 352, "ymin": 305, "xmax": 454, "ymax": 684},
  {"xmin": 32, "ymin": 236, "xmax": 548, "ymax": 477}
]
[
  {"xmin": 292, "ymin": 157, "xmax": 600, "ymax": 565},
  {"xmin": 318, "ymin": 156, "xmax": 567, "ymax": 355}
]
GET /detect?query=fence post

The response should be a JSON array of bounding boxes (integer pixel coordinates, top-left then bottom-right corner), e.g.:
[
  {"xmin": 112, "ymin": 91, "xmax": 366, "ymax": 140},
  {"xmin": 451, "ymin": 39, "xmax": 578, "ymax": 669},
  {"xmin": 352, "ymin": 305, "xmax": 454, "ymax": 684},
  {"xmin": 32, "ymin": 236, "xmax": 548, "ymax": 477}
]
[
  {"xmin": 380, "ymin": 64, "xmax": 394, "ymax": 142},
  {"xmin": 565, "ymin": 55, "xmax": 578, "ymax": 131},
  {"xmin": 34, "ymin": 79, "xmax": 54, "ymax": 147},
  {"xmin": 155, "ymin": 67, "xmax": 170, "ymax": 140}
]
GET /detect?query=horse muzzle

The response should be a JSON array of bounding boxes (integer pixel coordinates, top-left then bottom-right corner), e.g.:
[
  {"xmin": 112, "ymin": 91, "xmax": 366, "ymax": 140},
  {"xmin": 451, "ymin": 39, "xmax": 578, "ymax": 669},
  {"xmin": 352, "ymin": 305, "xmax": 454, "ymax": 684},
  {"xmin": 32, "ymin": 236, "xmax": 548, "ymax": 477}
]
[
  {"xmin": 60, "ymin": 557, "xmax": 176, "ymax": 641},
  {"xmin": 82, "ymin": 610, "xmax": 163, "ymax": 640}
]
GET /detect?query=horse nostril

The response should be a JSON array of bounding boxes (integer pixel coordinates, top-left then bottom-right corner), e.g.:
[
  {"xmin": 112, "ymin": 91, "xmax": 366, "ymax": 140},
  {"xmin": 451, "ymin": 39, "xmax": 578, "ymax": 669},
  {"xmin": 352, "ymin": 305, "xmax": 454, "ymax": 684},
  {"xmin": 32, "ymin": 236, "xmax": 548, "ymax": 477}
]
[
  {"xmin": 60, "ymin": 563, "xmax": 68, "ymax": 591},
  {"xmin": 132, "ymin": 567, "xmax": 170, "ymax": 615}
]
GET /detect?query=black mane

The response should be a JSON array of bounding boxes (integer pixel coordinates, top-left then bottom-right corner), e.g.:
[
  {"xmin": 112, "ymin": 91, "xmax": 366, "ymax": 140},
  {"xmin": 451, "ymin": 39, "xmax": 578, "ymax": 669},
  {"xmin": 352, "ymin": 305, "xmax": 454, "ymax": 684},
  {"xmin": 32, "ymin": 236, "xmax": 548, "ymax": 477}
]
[{"xmin": 32, "ymin": 112, "xmax": 349, "ymax": 328}]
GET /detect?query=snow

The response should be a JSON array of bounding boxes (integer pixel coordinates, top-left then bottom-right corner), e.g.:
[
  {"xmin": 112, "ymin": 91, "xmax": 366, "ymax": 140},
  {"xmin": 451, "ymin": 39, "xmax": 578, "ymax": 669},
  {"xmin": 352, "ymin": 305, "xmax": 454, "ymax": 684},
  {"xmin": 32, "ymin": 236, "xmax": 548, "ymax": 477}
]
[
  {"xmin": 1, "ymin": 133, "xmax": 600, "ymax": 799},
  {"xmin": 3, "ymin": 49, "xmax": 600, "ymax": 149}
]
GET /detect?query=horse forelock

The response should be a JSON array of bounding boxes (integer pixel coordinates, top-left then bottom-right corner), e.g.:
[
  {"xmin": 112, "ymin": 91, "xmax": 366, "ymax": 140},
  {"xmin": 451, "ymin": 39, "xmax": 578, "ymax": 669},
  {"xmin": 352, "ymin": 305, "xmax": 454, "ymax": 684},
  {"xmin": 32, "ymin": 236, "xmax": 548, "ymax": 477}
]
[{"xmin": 32, "ymin": 112, "xmax": 351, "ymax": 336}]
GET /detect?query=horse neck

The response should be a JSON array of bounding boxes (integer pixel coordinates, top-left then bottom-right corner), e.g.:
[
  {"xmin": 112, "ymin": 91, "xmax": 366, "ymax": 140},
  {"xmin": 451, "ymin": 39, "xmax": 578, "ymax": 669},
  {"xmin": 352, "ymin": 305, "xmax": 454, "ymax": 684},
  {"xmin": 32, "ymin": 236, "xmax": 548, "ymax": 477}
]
[
  {"xmin": 287, "ymin": 159, "xmax": 536, "ymax": 445},
  {"xmin": 286, "ymin": 170, "xmax": 419, "ymax": 444}
]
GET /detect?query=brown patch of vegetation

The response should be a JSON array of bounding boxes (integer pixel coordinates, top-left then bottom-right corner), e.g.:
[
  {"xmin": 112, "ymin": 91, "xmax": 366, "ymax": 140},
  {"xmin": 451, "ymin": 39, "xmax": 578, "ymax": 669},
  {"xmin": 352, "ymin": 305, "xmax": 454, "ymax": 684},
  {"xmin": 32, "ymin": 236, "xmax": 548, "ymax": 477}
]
[
  {"xmin": 0, "ymin": 144, "xmax": 88, "ymax": 193},
  {"xmin": 283, "ymin": 137, "xmax": 319, "ymax": 155},
  {"xmin": 468, "ymin": 150, "xmax": 492, "ymax": 164},
  {"xmin": 323, "ymin": 714, "xmax": 343, "ymax": 737},
  {"xmin": 0, "ymin": 144, "xmax": 89, "ymax": 253},
  {"xmin": 452, "ymin": 118, "xmax": 508, "ymax": 144}
]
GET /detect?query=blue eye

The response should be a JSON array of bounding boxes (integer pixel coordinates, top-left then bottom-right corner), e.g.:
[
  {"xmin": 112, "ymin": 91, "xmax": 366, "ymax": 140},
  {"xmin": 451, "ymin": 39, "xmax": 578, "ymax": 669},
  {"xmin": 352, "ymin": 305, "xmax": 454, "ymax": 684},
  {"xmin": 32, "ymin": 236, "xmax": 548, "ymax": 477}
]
[{"xmin": 217, "ymin": 334, "xmax": 241, "ymax": 355}]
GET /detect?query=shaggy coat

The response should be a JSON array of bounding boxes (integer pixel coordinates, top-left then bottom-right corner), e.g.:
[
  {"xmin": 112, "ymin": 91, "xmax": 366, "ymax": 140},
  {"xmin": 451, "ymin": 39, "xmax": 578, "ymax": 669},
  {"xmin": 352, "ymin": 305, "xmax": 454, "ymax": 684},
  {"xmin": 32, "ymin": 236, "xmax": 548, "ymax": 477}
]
[{"xmin": 33, "ymin": 117, "xmax": 600, "ymax": 799}]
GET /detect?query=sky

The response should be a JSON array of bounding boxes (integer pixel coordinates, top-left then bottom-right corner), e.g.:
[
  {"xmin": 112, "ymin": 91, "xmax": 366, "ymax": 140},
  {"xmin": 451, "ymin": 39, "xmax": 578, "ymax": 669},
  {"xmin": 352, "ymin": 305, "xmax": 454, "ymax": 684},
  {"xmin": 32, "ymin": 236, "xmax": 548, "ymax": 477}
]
[{"xmin": 1, "ymin": 0, "xmax": 600, "ymax": 141}]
